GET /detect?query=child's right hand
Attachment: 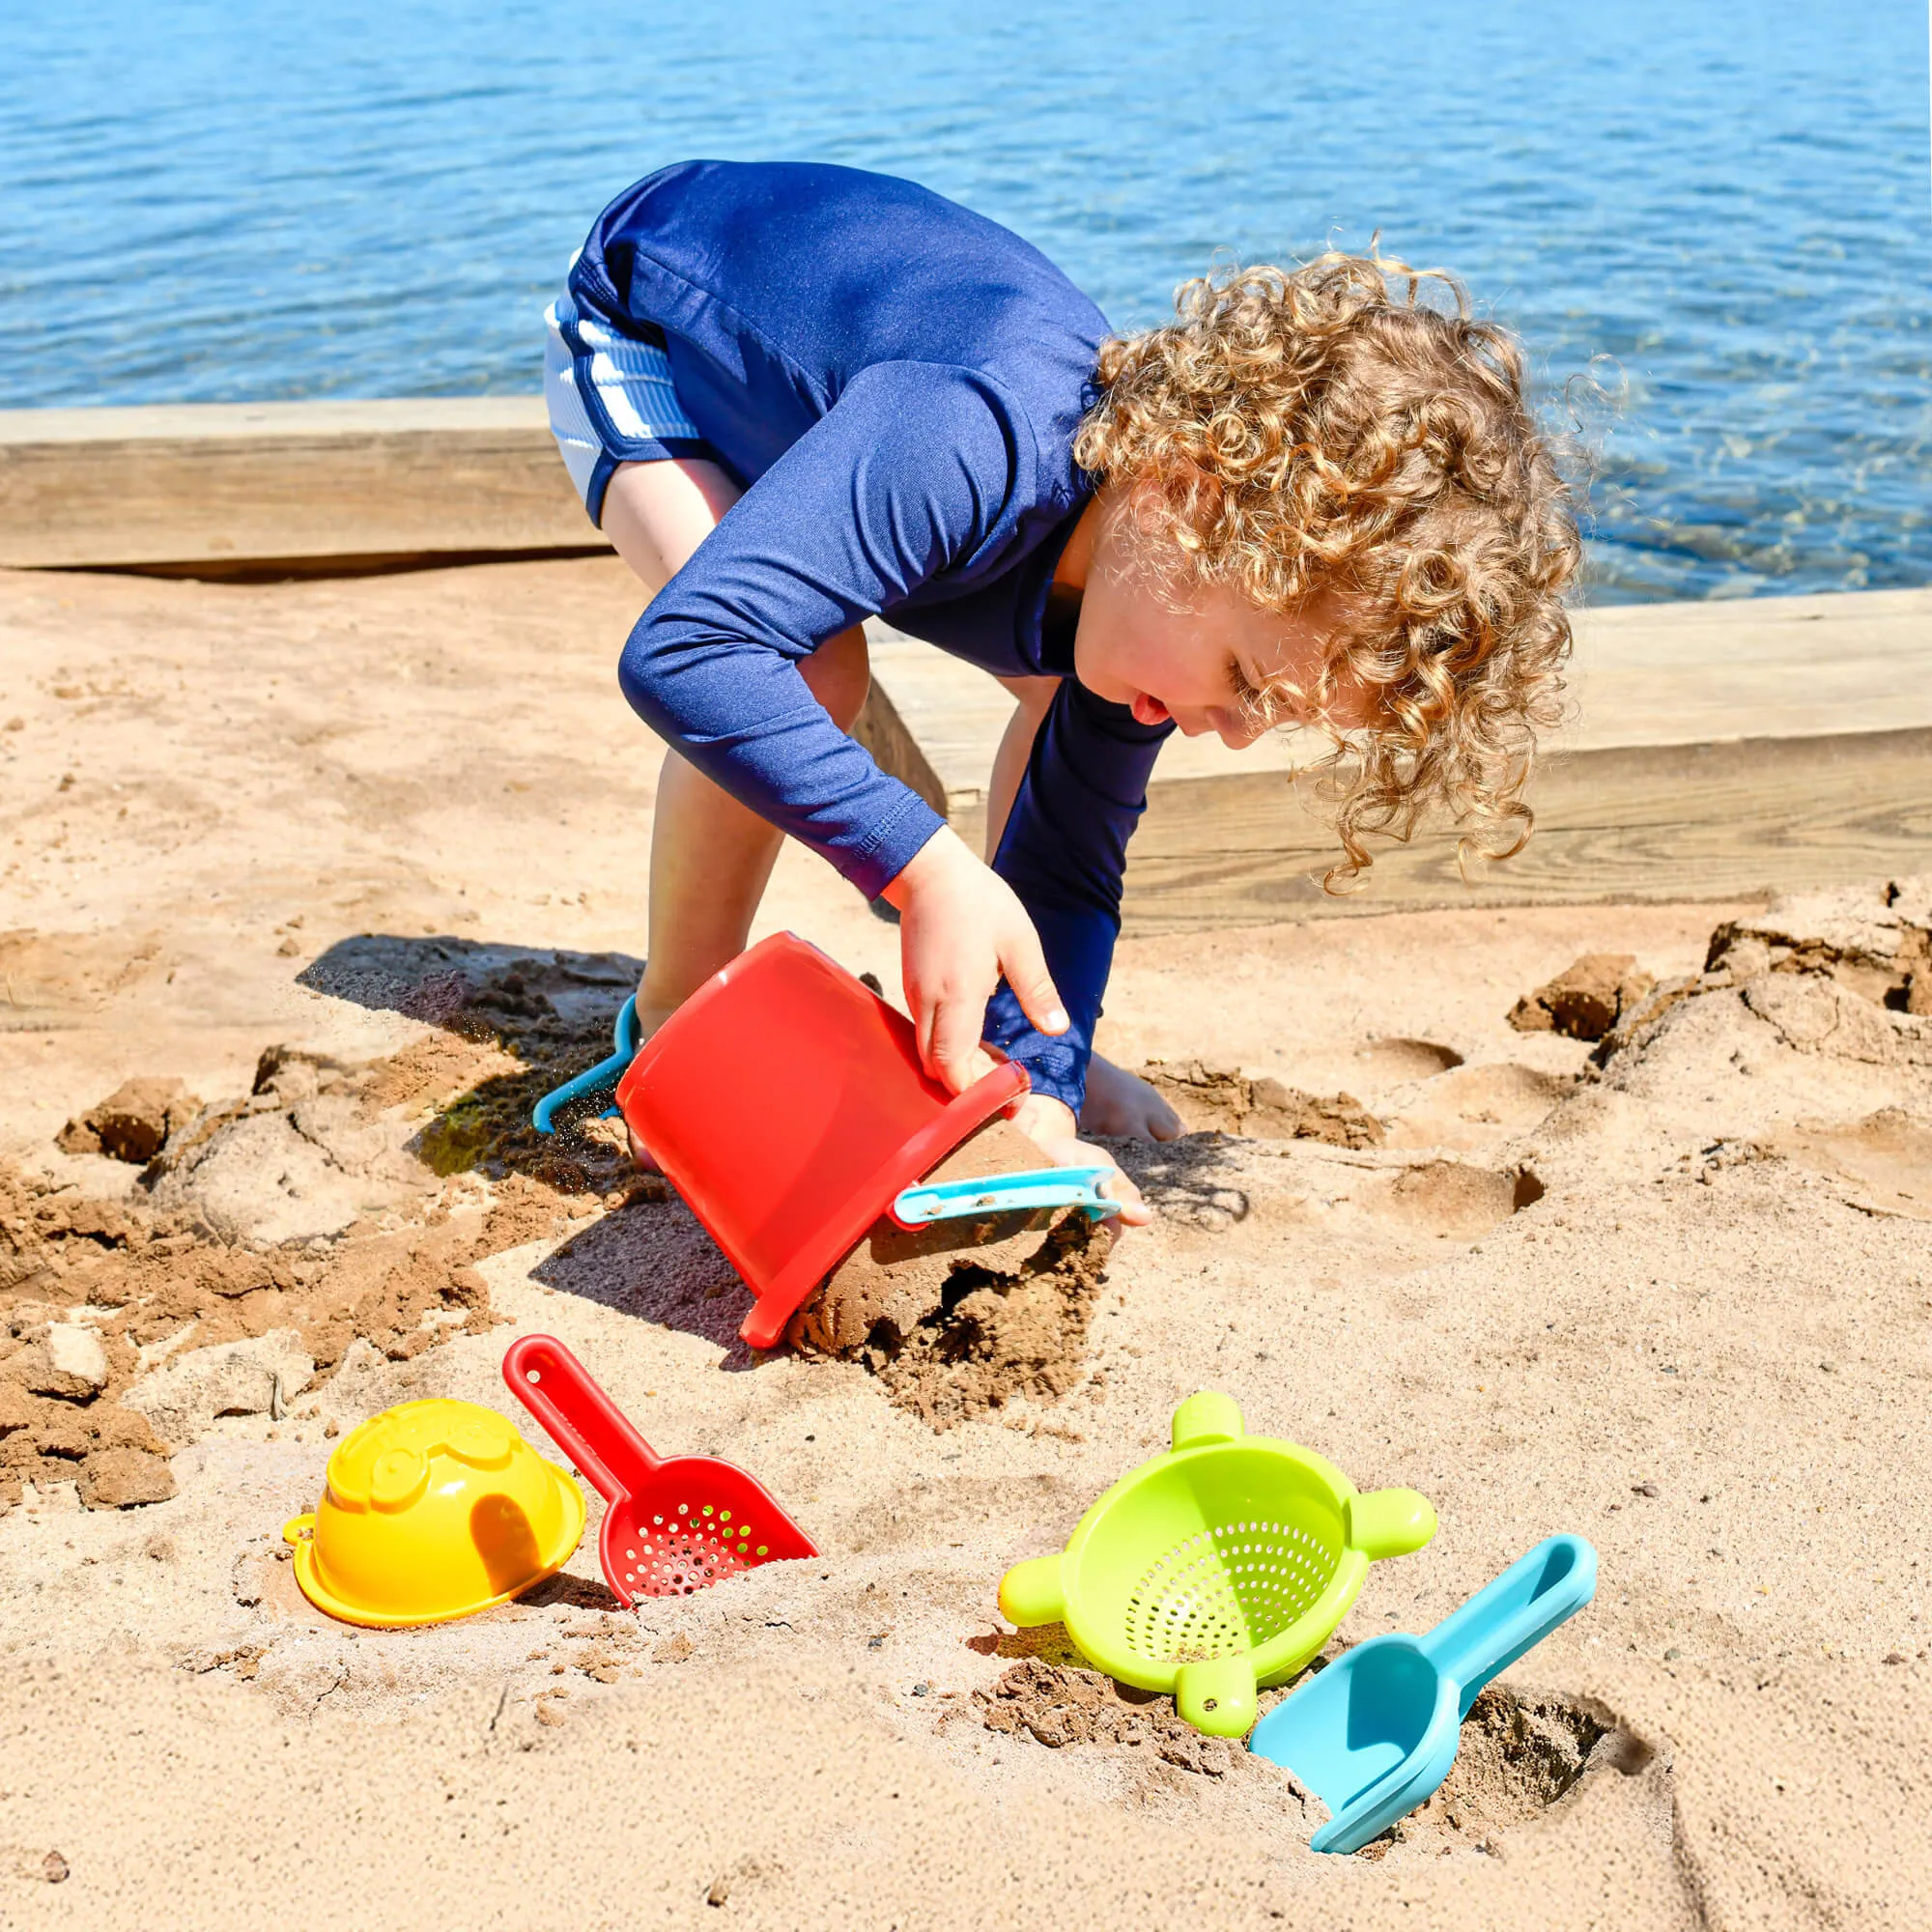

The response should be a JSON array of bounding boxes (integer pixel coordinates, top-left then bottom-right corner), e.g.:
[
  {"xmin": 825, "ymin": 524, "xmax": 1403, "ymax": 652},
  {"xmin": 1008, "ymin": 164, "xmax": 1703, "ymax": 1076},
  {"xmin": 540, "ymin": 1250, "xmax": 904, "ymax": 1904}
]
[{"xmin": 879, "ymin": 825, "xmax": 1068, "ymax": 1097}]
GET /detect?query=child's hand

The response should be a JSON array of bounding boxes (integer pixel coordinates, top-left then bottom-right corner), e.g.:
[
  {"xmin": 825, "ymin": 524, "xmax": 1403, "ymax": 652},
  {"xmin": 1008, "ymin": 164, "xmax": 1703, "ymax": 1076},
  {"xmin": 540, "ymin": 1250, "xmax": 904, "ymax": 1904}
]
[
  {"xmin": 1011, "ymin": 1094, "xmax": 1152, "ymax": 1228},
  {"xmin": 880, "ymin": 826, "xmax": 1068, "ymax": 1095}
]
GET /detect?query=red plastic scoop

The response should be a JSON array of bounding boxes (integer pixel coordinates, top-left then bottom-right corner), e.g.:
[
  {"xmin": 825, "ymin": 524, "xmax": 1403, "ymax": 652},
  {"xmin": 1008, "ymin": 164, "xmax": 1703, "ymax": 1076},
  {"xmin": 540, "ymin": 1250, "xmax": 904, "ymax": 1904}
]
[{"xmin": 501, "ymin": 1334, "xmax": 816, "ymax": 1604}]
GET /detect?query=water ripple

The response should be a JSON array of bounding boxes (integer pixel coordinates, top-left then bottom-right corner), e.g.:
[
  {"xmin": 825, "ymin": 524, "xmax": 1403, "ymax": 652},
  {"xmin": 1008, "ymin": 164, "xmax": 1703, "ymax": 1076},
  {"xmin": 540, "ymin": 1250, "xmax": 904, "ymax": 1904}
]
[{"xmin": 1, "ymin": 0, "xmax": 1926, "ymax": 599}]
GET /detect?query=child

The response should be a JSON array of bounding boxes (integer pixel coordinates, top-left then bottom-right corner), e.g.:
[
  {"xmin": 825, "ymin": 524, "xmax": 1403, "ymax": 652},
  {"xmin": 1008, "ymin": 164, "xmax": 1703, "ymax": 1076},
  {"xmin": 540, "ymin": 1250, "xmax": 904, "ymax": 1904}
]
[{"xmin": 544, "ymin": 161, "xmax": 1578, "ymax": 1217}]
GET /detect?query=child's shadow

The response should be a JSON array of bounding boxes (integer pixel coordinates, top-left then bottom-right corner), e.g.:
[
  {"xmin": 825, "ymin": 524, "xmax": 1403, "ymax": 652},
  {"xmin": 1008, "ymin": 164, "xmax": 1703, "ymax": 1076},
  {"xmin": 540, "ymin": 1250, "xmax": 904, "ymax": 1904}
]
[
  {"xmin": 295, "ymin": 931, "xmax": 642, "ymax": 1038},
  {"xmin": 296, "ymin": 930, "xmax": 771, "ymax": 1368},
  {"xmin": 530, "ymin": 1195, "xmax": 767, "ymax": 1371}
]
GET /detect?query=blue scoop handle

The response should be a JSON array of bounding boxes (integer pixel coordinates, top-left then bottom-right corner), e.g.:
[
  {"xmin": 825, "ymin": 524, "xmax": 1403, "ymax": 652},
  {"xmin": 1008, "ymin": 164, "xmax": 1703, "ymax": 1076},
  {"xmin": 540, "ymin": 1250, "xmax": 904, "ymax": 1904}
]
[
  {"xmin": 1416, "ymin": 1533, "xmax": 1598, "ymax": 1716},
  {"xmin": 531, "ymin": 995, "xmax": 640, "ymax": 1135},
  {"xmin": 890, "ymin": 1165, "xmax": 1122, "ymax": 1228}
]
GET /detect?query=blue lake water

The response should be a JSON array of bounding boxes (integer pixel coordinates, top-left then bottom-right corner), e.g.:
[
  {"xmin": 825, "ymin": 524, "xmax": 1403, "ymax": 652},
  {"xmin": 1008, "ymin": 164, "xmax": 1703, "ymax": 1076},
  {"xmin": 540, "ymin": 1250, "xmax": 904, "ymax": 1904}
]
[{"xmin": 2, "ymin": 0, "xmax": 1926, "ymax": 600}]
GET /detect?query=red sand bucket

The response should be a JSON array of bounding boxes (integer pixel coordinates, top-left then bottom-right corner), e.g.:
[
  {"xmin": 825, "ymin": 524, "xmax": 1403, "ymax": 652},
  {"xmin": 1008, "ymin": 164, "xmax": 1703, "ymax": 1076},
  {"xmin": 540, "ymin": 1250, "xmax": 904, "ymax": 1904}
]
[{"xmin": 615, "ymin": 932, "xmax": 1028, "ymax": 1350}]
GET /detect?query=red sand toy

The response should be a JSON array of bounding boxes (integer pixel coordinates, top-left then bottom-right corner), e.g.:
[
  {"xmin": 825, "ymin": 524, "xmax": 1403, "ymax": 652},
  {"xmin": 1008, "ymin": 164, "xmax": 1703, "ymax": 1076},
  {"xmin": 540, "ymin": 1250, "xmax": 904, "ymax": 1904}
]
[
  {"xmin": 614, "ymin": 931, "xmax": 1029, "ymax": 1349},
  {"xmin": 503, "ymin": 1334, "xmax": 815, "ymax": 1602}
]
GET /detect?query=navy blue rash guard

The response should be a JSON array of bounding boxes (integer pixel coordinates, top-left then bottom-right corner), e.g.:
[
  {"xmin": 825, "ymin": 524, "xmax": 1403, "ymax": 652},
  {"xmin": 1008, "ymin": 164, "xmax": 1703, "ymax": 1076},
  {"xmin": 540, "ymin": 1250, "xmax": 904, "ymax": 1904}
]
[{"xmin": 572, "ymin": 161, "xmax": 1173, "ymax": 1110}]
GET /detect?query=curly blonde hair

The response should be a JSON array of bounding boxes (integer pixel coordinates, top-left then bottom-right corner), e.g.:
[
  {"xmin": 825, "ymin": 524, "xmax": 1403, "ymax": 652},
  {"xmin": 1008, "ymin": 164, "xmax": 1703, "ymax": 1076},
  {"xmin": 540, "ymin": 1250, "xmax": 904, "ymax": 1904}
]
[{"xmin": 1073, "ymin": 252, "xmax": 1581, "ymax": 886}]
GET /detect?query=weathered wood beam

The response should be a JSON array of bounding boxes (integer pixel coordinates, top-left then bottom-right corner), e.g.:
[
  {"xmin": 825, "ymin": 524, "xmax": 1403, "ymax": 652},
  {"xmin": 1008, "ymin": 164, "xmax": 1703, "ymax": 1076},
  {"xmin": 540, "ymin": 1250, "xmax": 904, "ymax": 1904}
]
[
  {"xmin": 0, "ymin": 398, "xmax": 599, "ymax": 569},
  {"xmin": 859, "ymin": 588, "xmax": 1932, "ymax": 926}
]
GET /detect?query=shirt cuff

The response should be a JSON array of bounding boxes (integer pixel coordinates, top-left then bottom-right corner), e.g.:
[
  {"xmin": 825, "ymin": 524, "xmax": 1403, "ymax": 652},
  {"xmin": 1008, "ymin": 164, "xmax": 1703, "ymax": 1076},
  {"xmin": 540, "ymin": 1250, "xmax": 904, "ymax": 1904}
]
[
  {"xmin": 849, "ymin": 789, "xmax": 947, "ymax": 902},
  {"xmin": 984, "ymin": 987, "xmax": 1091, "ymax": 1113}
]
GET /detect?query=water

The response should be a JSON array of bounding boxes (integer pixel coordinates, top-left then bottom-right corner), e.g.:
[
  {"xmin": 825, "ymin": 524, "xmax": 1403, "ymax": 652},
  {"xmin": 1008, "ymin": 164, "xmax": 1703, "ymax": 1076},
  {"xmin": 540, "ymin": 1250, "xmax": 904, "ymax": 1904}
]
[{"xmin": 2, "ymin": 0, "xmax": 1926, "ymax": 600}]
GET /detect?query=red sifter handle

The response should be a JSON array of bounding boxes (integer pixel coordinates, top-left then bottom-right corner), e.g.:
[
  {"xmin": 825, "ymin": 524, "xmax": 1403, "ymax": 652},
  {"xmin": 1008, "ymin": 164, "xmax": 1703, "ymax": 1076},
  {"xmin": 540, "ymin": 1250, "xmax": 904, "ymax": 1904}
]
[{"xmin": 502, "ymin": 1333, "xmax": 662, "ymax": 1508}]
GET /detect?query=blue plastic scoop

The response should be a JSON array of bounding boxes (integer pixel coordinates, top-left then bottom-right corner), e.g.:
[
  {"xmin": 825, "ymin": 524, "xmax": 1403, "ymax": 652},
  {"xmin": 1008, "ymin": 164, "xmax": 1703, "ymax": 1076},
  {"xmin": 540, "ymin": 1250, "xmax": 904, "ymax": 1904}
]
[
  {"xmin": 890, "ymin": 1165, "xmax": 1122, "ymax": 1227},
  {"xmin": 1249, "ymin": 1533, "xmax": 1597, "ymax": 1853},
  {"xmin": 531, "ymin": 995, "xmax": 640, "ymax": 1134}
]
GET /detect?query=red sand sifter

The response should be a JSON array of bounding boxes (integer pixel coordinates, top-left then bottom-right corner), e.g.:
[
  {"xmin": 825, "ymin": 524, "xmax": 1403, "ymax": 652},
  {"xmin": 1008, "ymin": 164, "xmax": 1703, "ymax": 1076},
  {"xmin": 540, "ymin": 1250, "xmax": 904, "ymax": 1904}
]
[
  {"xmin": 502, "ymin": 1334, "xmax": 816, "ymax": 1603},
  {"xmin": 614, "ymin": 931, "xmax": 1029, "ymax": 1349}
]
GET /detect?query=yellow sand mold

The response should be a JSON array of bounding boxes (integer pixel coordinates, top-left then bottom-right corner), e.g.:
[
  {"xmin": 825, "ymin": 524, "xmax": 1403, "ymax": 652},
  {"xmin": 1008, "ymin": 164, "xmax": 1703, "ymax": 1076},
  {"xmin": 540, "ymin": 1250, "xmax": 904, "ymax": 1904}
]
[{"xmin": 283, "ymin": 1398, "xmax": 585, "ymax": 1628}]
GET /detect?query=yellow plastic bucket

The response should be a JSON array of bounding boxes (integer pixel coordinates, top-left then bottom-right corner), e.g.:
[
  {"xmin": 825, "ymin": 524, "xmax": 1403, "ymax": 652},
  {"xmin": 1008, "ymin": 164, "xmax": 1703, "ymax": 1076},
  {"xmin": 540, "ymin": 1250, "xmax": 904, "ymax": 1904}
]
[{"xmin": 283, "ymin": 1398, "xmax": 585, "ymax": 1628}]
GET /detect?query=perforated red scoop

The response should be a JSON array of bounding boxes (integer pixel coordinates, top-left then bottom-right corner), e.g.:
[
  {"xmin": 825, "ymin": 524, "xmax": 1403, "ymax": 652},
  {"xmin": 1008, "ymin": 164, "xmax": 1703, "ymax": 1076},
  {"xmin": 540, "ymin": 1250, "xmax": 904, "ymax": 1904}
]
[{"xmin": 502, "ymin": 1335, "xmax": 816, "ymax": 1604}]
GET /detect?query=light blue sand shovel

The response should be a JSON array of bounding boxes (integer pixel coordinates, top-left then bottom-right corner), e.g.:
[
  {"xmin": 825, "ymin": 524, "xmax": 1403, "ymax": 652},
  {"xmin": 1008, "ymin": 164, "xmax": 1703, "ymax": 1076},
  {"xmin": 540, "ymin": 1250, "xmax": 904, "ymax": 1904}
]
[
  {"xmin": 530, "ymin": 995, "xmax": 640, "ymax": 1134},
  {"xmin": 1249, "ymin": 1533, "xmax": 1597, "ymax": 1854}
]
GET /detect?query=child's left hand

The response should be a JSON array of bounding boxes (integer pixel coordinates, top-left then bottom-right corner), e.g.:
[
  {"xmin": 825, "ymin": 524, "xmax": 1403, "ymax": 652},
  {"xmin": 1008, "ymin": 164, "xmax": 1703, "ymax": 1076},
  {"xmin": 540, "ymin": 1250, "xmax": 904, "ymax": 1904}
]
[{"xmin": 1011, "ymin": 1094, "xmax": 1152, "ymax": 1228}]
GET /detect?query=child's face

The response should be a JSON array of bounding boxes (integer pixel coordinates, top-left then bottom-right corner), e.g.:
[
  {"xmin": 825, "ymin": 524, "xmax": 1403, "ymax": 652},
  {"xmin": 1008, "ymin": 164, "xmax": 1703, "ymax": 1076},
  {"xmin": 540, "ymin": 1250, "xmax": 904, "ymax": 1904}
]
[{"xmin": 1070, "ymin": 507, "xmax": 1374, "ymax": 744}]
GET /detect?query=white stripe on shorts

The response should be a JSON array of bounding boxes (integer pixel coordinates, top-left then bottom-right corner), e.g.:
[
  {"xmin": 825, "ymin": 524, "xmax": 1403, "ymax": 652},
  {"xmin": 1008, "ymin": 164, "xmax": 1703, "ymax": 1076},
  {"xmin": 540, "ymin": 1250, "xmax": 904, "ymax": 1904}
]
[{"xmin": 544, "ymin": 291, "xmax": 702, "ymax": 507}]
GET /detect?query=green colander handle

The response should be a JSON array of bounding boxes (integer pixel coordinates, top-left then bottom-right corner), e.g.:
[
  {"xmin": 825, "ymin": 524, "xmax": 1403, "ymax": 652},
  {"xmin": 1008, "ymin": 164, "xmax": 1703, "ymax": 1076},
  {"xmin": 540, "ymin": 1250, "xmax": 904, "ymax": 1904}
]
[
  {"xmin": 1175, "ymin": 1654, "xmax": 1259, "ymax": 1738},
  {"xmin": 1347, "ymin": 1487, "xmax": 1438, "ymax": 1561},
  {"xmin": 998, "ymin": 1554, "xmax": 1067, "ymax": 1628},
  {"xmin": 1170, "ymin": 1390, "xmax": 1243, "ymax": 1451}
]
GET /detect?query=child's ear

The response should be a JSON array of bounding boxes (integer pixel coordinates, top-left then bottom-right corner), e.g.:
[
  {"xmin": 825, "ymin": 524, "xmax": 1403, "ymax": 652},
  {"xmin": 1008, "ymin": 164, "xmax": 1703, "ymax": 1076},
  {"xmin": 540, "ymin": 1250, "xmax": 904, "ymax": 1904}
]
[{"xmin": 1127, "ymin": 463, "xmax": 1224, "ymax": 549}]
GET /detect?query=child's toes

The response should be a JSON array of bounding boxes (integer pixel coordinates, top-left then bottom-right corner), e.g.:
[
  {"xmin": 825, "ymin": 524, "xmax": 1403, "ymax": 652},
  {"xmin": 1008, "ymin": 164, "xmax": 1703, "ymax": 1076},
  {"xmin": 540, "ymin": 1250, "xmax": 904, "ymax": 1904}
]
[{"xmin": 1140, "ymin": 1084, "xmax": 1183, "ymax": 1141}]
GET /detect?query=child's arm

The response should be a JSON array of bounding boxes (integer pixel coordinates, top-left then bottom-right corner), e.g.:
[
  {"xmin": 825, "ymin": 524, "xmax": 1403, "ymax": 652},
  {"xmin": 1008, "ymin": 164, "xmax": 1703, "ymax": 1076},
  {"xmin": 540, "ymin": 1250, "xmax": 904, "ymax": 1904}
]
[
  {"xmin": 615, "ymin": 360, "xmax": 1072, "ymax": 1056},
  {"xmin": 979, "ymin": 675, "xmax": 1169, "ymax": 1110}
]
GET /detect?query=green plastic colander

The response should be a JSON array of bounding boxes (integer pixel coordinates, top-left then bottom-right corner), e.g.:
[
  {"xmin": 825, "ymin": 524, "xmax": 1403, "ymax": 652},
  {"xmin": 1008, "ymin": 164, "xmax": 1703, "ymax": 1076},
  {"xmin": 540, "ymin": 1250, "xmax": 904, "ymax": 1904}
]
[{"xmin": 998, "ymin": 1392, "xmax": 1436, "ymax": 1737}]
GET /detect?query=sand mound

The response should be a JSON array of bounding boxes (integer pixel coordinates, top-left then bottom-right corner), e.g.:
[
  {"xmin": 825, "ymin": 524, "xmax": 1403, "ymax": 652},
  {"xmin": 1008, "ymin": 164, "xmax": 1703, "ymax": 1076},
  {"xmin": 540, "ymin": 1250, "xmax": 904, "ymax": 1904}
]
[
  {"xmin": 968, "ymin": 1656, "xmax": 1274, "ymax": 1794},
  {"xmin": 866, "ymin": 1216, "xmax": 1115, "ymax": 1431},
  {"xmin": 1141, "ymin": 1062, "xmax": 1383, "ymax": 1148},
  {"xmin": 1510, "ymin": 954, "xmax": 1657, "ymax": 1041},
  {"xmin": 1589, "ymin": 877, "xmax": 1932, "ymax": 1102},
  {"xmin": 0, "ymin": 1026, "xmax": 592, "ymax": 1508},
  {"xmin": 1373, "ymin": 1682, "xmax": 1660, "ymax": 1859}
]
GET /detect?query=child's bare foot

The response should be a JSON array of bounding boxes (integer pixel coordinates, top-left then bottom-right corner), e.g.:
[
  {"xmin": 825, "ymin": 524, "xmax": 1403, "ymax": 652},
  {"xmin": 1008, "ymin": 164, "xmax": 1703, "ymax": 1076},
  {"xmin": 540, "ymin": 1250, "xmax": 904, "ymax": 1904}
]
[{"xmin": 1077, "ymin": 1053, "xmax": 1183, "ymax": 1142}]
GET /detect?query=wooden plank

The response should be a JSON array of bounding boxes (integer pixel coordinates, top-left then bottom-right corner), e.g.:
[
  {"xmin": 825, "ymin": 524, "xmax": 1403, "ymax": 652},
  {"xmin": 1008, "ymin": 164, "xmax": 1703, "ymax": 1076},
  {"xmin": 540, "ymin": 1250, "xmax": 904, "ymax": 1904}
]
[
  {"xmin": 1121, "ymin": 726, "xmax": 1932, "ymax": 933},
  {"xmin": 1560, "ymin": 588, "xmax": 1932, "ymax": 749},
  {"xmin": 0, "ymin": 398, "xmax": 599, "ymax": 568},
  {"xmin": 859, "ymin": 591, "xmax": 1932, "ymax": 924}
]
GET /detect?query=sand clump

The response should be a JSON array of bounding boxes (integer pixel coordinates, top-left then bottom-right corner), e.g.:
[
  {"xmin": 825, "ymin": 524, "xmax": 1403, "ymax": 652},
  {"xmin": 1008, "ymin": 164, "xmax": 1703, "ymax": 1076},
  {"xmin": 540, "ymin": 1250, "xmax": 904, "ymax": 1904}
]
[
  {"xmin": 865, "ymin": 1216, "xmax": 1115, "ymax": 1430},
  {"xmin": 969, "ymin": 1656, "xmax": 1271, "ymax": 1793},
  {"xmin": 1, "ymin": 1037, "xmax": 587, "ymax": 1510},
  {"xmin": 1531, "ymin": 875, "xmax": 1932, "ymax": 1226},
  {"xmin": 55, "ymin": 1076, "xmax": 198, "ymax": 1164},
  {"xmin": 1509, "ymin": 953, "xmax": 1658, "ymax": 1041},
  {"xmin": 1142, "ymin": 1061, "xmax": 1384, "ymax": 1147},
  {"xmin": 792, "ymin": 1117, "xmax": 1119, "ymax": 1428},
  {"xmin": 1595, "ymin": 875, "xmax": 1932, "ymax": 1070}
]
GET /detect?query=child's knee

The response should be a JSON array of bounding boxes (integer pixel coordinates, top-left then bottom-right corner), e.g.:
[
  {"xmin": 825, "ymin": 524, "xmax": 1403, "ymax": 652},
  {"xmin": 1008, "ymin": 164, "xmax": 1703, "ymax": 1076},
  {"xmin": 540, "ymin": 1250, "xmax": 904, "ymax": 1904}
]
[{"xmin": 803, "ymin": 627, "xmax": 871, "ymax": 731}]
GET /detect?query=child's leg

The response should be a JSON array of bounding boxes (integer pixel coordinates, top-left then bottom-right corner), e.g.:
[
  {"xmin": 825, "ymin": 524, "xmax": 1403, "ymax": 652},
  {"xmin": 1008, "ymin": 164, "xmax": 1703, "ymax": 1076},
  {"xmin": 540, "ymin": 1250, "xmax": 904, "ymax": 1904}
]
[
  {"xmin": 985, "ymin": 676, "xmax": 1182, "ymax": 1144},
  {"xmin": 602, "ymin": 459, "xmax": 872, "ymax": 1037}
]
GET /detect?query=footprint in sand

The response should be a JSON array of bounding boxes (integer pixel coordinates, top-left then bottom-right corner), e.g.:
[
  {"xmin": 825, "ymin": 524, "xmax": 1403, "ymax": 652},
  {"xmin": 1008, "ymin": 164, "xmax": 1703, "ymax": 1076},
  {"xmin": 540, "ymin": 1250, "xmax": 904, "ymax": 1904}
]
[
  {"xmin": 1354, "ymin": 1037, "xmax": 1466, "ymax": 1084},
  {"xmin": 1382, "ymin": 1062, "xmax": 1574, "ymax": 1154}
]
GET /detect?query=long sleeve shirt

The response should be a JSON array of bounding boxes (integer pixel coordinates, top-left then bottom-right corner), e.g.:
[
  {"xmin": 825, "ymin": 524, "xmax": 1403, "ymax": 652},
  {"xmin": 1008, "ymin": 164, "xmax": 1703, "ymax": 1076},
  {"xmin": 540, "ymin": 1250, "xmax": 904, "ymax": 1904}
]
[{"xmin": 571, "ymin": 160, "xmax": 1172, "ymax": 1108}]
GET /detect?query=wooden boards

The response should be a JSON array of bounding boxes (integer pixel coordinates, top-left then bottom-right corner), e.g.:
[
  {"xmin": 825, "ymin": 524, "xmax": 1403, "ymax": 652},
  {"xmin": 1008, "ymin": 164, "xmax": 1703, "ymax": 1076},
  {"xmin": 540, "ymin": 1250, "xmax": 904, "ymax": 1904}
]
[
  {"xmin": 856, "ymin": 587, "xmax": 1932, "ymax": 929},
  {"xmin": 0, "ymin": 398, "xmax": 600, "ymax": 570}
]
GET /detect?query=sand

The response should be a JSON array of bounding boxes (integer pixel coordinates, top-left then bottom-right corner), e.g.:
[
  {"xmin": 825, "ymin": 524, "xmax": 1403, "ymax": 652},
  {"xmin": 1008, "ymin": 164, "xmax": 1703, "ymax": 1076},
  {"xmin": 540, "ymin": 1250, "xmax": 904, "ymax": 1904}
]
[{"xmin": 1, "ymin": 556, "xmax": 1928, "ymax": 1930}]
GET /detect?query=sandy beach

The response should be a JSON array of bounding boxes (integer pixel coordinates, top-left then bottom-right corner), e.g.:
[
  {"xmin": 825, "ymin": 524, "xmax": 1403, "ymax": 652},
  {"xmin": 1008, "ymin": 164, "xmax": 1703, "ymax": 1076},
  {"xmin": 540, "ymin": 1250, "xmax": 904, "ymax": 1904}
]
[{"xmin": 2, "ymin": 554, "xmax": 1927, "ymax": 1929}]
